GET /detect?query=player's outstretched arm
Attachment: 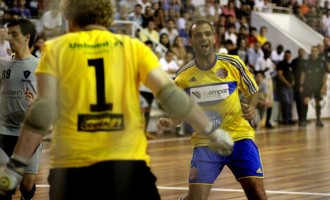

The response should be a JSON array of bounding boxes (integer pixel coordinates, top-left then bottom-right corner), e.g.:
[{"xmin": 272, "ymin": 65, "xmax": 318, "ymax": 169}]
[{"xmin": 145, "ymin": 68, "xmax": 233, "ymax": 155}]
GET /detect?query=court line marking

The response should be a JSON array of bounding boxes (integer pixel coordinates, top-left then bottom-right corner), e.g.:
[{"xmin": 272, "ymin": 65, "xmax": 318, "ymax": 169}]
[
  {"xmin": 157, "ymin": 186, "xmax": 330, "ymax": 196},
  {"xmin": 35, "ymin": 184, "xmax": 330, "ymax": 197},
  {"xmin": 148, "ymin": 123, "xmax": 330, "ymax": 144}
]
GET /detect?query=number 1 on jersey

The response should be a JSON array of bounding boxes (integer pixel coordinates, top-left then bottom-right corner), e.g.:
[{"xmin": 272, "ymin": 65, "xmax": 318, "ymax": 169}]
[{"xmin": 88, "ymin": 58, "xmax": 112, "ymax": 112}]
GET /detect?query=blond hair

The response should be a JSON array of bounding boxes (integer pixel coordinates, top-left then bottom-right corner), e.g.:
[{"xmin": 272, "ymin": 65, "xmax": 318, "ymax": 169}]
[{"xmin": 60, "ymin": 0, "xmax": 116, "ymax": 28}]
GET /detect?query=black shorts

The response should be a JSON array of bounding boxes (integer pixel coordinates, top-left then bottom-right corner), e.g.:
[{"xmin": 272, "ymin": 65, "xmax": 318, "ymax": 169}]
[
  {"xmin": 140, "ymin": 91, "xmax": 154, "ymax": 106},
  {"xmin": 48, "ymin": 160, "xmax": 160, "ymax": 200},
  {"xmin": 302, "ymin": 86, "xmax": 322, "ymax": 100},
  {"xmin": 0, "ymin": 134, "xmax": 18, "ymax": 156}
]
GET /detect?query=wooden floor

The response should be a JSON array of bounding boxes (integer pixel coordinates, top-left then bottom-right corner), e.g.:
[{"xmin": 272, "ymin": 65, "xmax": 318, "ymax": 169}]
[{"xmin": 12, "ymin": 120, "xmax": 330, "ymax": 200}]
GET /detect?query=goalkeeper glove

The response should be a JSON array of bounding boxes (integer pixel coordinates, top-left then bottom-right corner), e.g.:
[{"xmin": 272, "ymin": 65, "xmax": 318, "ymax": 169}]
[
  {"xmin": 0, "ymin": 156, "xmax": 27, "ymax": 196},
  {"xmin": 208, "ymin": 128, "xmax": 234, "ymax": 156}
]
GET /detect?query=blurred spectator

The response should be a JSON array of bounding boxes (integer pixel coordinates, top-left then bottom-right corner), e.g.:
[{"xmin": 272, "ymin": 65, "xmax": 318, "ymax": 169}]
[
  {"xmin": 224, "ymin": 24, "xmax": 238, "ymax": 46},
  {"xmin": 254, "ymin": 70, "xmax": 271, "ymax": 128},
  {"xmin": 291, "ymin": 48, "xmax": 306, "ymax": 124},
  {"xmin": 167, "ymin": 7, "xmax": 179, "ymax": 21},
  {"xmin": 155, "ymin": 33, "xmax": 171, "ymax": 58},
  {"xmin": 254, "ymin": 0, "xmax": 265, "ymax": 11},
  {"xmin": 271, "ymin": 44, "xmax": 284, "ymax": 65},
  {"xmin": 305, "ymin": 6, "xmax": 322, "ymax": 32},
  {"xmin": 255, "ymin": 48, "xmax": 276, "ymax": 128},
  {"xmin": 139, "ymin": 20, "xmax": 159, "ymax": 43},
  {"xmin": 163, "ymin": 0, "xmax": 180, "ymax": 19},
  {"xmin": 159, "ymin": 50, "xmax": 180, "ymax": 78},
  {"xmin": 31, "ymin": 34, "xmax": 46, "ymax": 58},
  {"xmin": 223, "ymin": 1, "xmax": 237, "ymax": 18},
  {"xmin": 300, "ymin": 0, "xmax": 310, "ymax": 16},
  {"xmin": 10, "ymin": 0, "xmax": 31, "ymax": 19},
  {"xmin": 223, "ymin": 38, "xmax": 235, "ymax": 53},
  {"xmin": 171, "ymin": 35, "xmax": 187, "ymax": 67},
  {"xmin": 247, "ymin": 26, "xmax": 258, "ymax": 47},
  {"xmin": 276, "ymin": 50, "xmax": 294, "ymax": 125},
  {"xmin": 0, "ymin": 25, "xmax": 11, "ymax": 58},
  {"xmin": 153, "ymin": 8, "xmax": 166, "ymax": 31},
  {"xmin": 247, "ymin": 41, "xmax": 264, "ymax": 71},
  {"xmin": 137, "ymin": 0, "xmax": 152, "ymax": 13},
  {"xmin": 128, "ymin": 4, "xmax": 143, "ymax": 26},
  {"xmin": 322, "ymin": 9, "xmax": 330, "ymax": 36},
  {"xmin": 229, "ymin": 38, "xmax": 249, "ymax": 65},
  {"xmin": 142, "ymin": 6, "xmax": 154, "ymax": 28},
  {"xmin": 159, "ymin": 18, "xmax": 179, "ymax": 45},
  {"xmin": 40, "ymin": 3, "xmax": 63, "ymax": 38},
  {"xmin": 29, "ymin": 0, "xmax": 39, "ymax": 18},
  {"xmin": 299, "ymin": 46, "xmax": 328, "ymax": 127},
  {"xmin": 0, "ymin": 0, "xmax": 8, "ymax": 17},
  {"xmin": 256, "ymin": 26, "xmax": 268, "ymax": 45},
  {"xmin": 236, "ymin": 25, "xmax": 249, "ymax": 46}
]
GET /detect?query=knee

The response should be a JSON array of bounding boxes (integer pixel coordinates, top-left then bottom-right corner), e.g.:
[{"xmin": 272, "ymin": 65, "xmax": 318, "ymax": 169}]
[{"xmin": 20, "ymin": 175, "xmax": 36, "ymax": 191}]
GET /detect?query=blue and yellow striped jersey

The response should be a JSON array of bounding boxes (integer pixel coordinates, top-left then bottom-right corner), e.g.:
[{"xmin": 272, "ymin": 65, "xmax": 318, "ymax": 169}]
[{"xmin": 175, "ymin": 53, "xmax": 258, "ymax": 146}]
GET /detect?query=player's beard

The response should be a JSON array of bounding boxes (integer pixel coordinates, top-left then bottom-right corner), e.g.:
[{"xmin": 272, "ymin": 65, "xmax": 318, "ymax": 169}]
[{"xmin": 195, "ymin": 43, "xmax": 214, "ymax": 59}]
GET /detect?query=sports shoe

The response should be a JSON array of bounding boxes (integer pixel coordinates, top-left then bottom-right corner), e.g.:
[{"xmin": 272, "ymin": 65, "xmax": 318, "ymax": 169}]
[
  {"xmin": 299, "ymin": 121, "xmax": 307, "ymax": 127},
  {"xmin": 316, "ymin": 120, "xmax": 324, "ymax": 127}
]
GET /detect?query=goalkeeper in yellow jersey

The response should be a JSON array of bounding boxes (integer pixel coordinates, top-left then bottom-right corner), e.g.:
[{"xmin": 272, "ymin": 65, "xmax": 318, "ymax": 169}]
[
  {"xmin": 0, "ymin": 1, "xmax": 233, "ymax": 199},
  {"xmin": 158, "ymin": 20, "xmax": 267, "ymax": 200}
]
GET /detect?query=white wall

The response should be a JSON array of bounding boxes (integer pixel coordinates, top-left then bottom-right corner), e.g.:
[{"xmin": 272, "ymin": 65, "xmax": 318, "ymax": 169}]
[{"xmin": 251, "ymin": 12, "xmax": 324, "ymax": 57}]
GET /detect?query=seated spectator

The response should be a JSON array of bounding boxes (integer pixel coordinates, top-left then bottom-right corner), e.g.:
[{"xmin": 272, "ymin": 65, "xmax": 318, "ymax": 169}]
[
  {"xmin": 139, "ymin": 20, "xmax": 159, "ymax": 44},
  {"xmin": 159, "ymin": 50, "xmax": 180, "ymax": 78},
  {"xmin": 142, "ymin": 6, "xmax": 154, "ymax": 28},
  {"xmin": 128, "ymin": 4, "xmax": 143, "ymax": 26},
  {"xmin": 31, "ymin": 34, "xmax": 46, "ymax": 58},
  {"xmin": 256, "ymin": 26, "xmax": 268, "ymax": 45},
  {"xmin": 153, "ymin": 8, "xmax": 166, "ymax": 31},
  {"xmin": 155, "ymin": 33, "xmax": 171, "ymax": 58},
  {"xmin": 247, "ymin": 27, "xmax": 258, "ymax": 47},
  {"xmin": 170, "ymin": 35, "xmax": 187, "ymax": 67},
  {"xmin": 0, "ymin": 0, "xmax": 8, "ymax": 17},
  {"xmin": 160, "ymin": 18, "xmax": 179, "ymax": 45},
  {"xmin": 40, "ymin": 3, "xmax": 64, "ymax": 38},
  {"xmin": 10, "ymin": 0, "xmax": 31, "ymax": 19},
  {"xmin": 224, "ymin": 24, "xmax": 238, "ymax": 47},
  {"xmin": 0, "ymin": 25, "xmax": 11, "ymax": 58}
]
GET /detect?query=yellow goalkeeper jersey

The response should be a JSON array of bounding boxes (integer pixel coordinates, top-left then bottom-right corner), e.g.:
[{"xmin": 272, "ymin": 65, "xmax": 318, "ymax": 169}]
[
  {"xmin": 35, "ymin": 30, "xmax": 160, "ymax": 168},
  {"xmin": 175, "ymin": 53, "xmax": 258, "ymax": 147}
]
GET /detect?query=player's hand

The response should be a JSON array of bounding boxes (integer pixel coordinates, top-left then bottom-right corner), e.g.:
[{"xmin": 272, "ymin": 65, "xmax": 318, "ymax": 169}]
[
  {"xmin": 157, "ymin": 117, "xmax": 174, "ymax": 131},
  {"xmin": 208, "ymin": 129, "xmax": 234, "ymax": 156},
  {"xmin": 241, "ymin": 103, "xmax": 255, "ymax": 121},
  {"xmin": 0, "ymin": 164, "xmax": 22, "ymax": 196}
]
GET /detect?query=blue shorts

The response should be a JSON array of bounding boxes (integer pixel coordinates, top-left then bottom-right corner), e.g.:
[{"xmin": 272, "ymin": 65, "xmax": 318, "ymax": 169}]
[{"xmin": 189, "ymin": 139, "xmax": 264, "ymax": 184}]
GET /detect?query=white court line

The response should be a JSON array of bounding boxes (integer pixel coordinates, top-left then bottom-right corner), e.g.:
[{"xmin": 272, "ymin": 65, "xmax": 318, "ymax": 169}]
[
  {"xmin": 35, "ymin": 184, "xmax": 330, "ymax": 197},
  {"xmin": 148, "ymin": 123, "xmax": 330, "ymax": 144},
  {"xmin": 157, "ymin": 186, "xmax": 330, "ymax": 197}
]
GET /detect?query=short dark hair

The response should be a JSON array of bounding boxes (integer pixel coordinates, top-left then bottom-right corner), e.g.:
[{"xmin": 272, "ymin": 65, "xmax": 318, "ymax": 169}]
[
  {"xmin": 188, "ymin": 19, "xmax": 214, "ymax": 38},
  {"xmin": 6, "ymin": 19, "xmax": 37, "ymax": 48}
]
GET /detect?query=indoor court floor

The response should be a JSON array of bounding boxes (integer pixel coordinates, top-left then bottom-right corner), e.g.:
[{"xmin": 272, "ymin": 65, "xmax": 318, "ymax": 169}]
[{"xmin": 11, "ymin": 119, "xmax": 330, "ymax": 200}]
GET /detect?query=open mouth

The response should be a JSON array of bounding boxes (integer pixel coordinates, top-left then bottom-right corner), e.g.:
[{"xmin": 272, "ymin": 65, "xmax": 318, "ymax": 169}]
[{"xmin": 200, "ymin": 43, "xmax": 209, "ymax": 49}]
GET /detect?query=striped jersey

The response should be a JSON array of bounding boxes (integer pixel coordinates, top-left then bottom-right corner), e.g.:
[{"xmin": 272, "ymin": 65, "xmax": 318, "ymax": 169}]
[
  {"xmin": 175, "ymin": 53, "xmax": 258, "ymax": 146},
  {"xmin": 0, "ymin": 56, "xmax": 39, "ymax": 136},
  {"xmin": 35, "ymin": 30, "xmax": 160, "ymax": 168}
]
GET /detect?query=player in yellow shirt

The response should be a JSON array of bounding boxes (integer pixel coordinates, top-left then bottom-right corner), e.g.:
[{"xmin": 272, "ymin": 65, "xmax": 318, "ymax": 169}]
[
  {"xmin": 158, "ymin": 20, "xmax": 267, "ymax": 200},
  {"xmin": 0, "ymin": 1, "xmax": 233, "ymax": 199}
]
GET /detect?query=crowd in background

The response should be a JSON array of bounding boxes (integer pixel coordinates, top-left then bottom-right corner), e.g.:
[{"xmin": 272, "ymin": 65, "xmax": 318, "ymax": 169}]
[{"xmin": 0, "ymin": 0, "xmax": 329, "ymax": 132}]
